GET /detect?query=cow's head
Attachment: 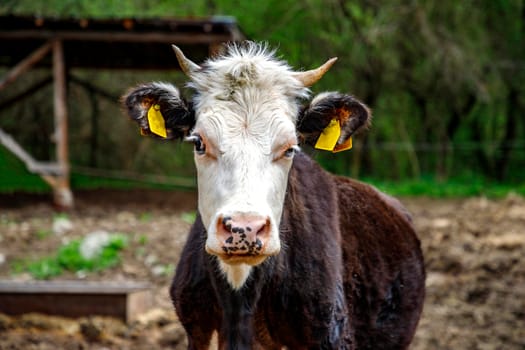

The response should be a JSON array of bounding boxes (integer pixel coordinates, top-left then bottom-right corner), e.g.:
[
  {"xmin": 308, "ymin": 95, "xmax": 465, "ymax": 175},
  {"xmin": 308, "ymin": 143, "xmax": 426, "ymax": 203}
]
[{"xmin": 122, "ymin": 42, "xmax": 370, "ymax": 288}]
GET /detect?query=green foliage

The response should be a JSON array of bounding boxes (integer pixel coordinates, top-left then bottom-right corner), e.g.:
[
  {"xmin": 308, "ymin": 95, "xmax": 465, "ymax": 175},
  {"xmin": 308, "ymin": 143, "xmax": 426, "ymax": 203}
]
[
  {"xmin": 71, "ymin": 173, "xmax": 195, "ymax": 191},
  {"xmin": 0, "ymin": 147, "xmax": 49, "ymax": 193},
  {"xmin": 181, "ymin": 211, "xmax": 196, "ymax": 224},
  {"xmin": 12, "ymin": 233, "xmax": 128, "ymax": 279},
  {"xmin": 139, "ymin": 212, "xmax": 152, "ymax": 222},
  {"xmin": 0, "ymin": 0, "xmax": 210, "ymax": 18},
  {"xmin": 53, "ymin": 212, "xmax": 69, "ymax": 220},
  {"xmin": 26, "ymin": 258, "xmax": 63, "ymax": 279},
  {"xmin": 0, "ymin": 1, "xmax": 523, "ymax": 192},
  {"xmin": 366, "ymin": 176, "xmax": 525, "ymax": 199},
  {"xmin": 36, "ymin": 229, "xmax": 52, "ymax": 240},
  {"xmin": 136, "ymin": 234, "xmax": 148, "ymax": 245}
]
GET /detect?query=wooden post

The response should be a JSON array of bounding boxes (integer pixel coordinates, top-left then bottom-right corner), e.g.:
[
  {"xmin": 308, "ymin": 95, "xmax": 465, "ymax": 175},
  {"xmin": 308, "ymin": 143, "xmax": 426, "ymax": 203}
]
[{"xmin": 52, "ymin": 39, "xmax": 74, "ymax": 209}]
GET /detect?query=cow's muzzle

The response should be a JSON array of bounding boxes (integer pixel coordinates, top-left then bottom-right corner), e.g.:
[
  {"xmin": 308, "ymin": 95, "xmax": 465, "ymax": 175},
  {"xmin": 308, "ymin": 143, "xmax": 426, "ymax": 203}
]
[{"xmin": 216, "ymin": 213, "xmax": 271, "ymax": 256}]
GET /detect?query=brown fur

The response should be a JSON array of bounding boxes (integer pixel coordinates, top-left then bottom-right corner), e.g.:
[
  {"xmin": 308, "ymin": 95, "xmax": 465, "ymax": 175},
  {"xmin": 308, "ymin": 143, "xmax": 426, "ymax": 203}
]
[{"xmin": 171, "ymin": 152, "xmax": 425, "ymax": 349}]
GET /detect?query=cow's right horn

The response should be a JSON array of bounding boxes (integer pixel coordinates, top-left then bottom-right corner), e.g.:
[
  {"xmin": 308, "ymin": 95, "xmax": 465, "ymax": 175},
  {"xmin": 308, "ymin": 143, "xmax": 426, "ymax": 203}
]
[
  {"xmin": 293, "ymin": 57, "xmax": 338, "ymax": 87},
  {"xmin": 172, "ymin": 45, "xmax": 201, "ymax": 76}
]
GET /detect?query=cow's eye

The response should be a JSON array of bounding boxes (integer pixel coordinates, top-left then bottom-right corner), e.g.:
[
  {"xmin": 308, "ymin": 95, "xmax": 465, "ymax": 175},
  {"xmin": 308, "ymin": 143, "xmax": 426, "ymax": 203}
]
[
  {"xmin": 283, "ymin": 145, "xmax": 299, "ymax": 159},
  {"xmin": 284, "ymin": 147, "xmax": 296, "ymax": 158},
  {"xmin": 187, "ymin": 134, "xmax": 206, "ymax": 155},
  {"xmin": 194, "ymin": 138, "xmax": 206, "ymax": 155}
]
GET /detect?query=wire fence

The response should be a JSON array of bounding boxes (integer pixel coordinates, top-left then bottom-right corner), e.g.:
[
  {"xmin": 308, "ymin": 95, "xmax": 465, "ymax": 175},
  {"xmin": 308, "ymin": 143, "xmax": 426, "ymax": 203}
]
[
  {"xmin": 71, "ymin": 165, "xmax": 197, "ymax": 189},
  {"xmin": 360, "ymin": 141, "xmax": 525, "ymax": 152},
  {"xmin": 69, "ymin": 141, "xmax": 525, "ymax": 188},
  {"xmin": 351, "ymin": 140, "xmax": 525, "ymax": 181}
]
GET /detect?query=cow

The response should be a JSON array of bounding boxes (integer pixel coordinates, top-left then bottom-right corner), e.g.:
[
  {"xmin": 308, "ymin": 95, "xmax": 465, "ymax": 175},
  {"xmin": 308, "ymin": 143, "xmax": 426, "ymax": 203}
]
[{"xmin": 122, "ymin": 41, "xmax": 425, "ymax": 349}]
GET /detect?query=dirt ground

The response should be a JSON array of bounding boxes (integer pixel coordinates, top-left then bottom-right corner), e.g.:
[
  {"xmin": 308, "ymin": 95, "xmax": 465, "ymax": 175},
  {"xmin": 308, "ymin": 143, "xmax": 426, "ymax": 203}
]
[{"xmin": 0, "ymin": 189, "xmax": 524, "ymax": 349}]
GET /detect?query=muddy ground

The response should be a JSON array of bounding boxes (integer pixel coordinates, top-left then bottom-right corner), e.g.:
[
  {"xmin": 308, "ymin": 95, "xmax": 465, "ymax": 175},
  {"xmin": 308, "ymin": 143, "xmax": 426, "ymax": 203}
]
[{"xmin": 0, "ymin": 190, "xmax": 524, "ymax": 349}]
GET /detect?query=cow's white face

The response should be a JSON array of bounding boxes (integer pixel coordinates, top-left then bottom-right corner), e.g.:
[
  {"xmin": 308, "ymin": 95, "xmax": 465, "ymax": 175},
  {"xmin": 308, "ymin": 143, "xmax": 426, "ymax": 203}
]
[
  {"xmin": 187, "ymin": 48, "xmax": 309, "ymax": 288},
  {"xmin": 192, "ymin": 96, "xmax": 298, "ymax": 258},
  {"xmin": 122, "ymin": 43, "xmax": 358, "ymax": 289}
]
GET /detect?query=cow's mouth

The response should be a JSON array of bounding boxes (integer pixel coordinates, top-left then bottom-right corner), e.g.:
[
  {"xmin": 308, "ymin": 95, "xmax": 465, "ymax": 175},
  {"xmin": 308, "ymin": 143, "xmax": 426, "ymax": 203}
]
[
  {"xmin": 205, "ymin": 237, "xmax": 280, "ymax": 266},
  {"xmin": 216, "ymin": 253, "xmax": 268, "ymax": 266}
]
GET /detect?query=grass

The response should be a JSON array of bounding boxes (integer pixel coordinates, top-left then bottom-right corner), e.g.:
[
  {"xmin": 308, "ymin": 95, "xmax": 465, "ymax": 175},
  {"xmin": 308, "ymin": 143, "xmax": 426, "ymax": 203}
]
[
  {"xmin": 0, "ymin": 147, "xmax": 49, "ymax": 193},
  {"xmin": 36, "ymin": 229, "xmax": 52, "ymax": 240},
  {"xmin": 181, "ymin": 211, "xmax": 197, "ymax": 224},
  {"xmin": 365, "ymin": 176, "xmax": 525, "ymax": 198},
  {"xmin": 0, "ymin": 147, "xmax": 195, "ymax": 193},
  {"xmin": 70, "ymin": 173, "xmax": 195, "ymax": 191},
  {"xmin": 139, "ymin": 212, "xmax": 152, "ymax": 222},
  {"xmin": 12, "ymin": 233, "xmax": 128, "ymax": 279}
]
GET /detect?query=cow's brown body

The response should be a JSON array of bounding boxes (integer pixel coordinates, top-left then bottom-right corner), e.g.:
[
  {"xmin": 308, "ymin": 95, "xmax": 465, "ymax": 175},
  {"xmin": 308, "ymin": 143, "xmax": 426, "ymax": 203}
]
[
  {"xmin": 122, "ymin": 42, "xmax": 425, "ymax": 349},
  {"xmin": 171, "ymin": 152, "xmax": 425, "ymax": 349}
]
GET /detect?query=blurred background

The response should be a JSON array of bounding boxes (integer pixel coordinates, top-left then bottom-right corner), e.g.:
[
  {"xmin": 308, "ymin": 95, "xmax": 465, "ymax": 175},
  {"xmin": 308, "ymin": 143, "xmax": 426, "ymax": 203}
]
[
  {"xmin": 0, "ymin": 1, "xmax": 524, "ymax": 350},
  {"xmin": 1, "ymin": 0, "xmax": 523, "ymax": 197}
]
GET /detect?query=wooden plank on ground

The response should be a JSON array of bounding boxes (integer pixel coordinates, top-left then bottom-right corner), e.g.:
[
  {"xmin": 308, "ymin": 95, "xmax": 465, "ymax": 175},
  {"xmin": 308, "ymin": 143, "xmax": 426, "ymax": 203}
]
[{"xmin": 0, "ymin": 280, "xmax": 152, "ymax": 323}]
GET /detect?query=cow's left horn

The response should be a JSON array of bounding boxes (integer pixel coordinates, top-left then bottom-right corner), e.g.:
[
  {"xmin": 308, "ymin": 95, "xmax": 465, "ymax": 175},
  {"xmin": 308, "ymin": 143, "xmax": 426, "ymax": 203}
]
[
  {"xmin": 172, "ymin": 45, "xmax": 201, "ymax": 76},
  {"xmin": 293, "ymin": 57, "xmax": 338, "ymax": 87}
]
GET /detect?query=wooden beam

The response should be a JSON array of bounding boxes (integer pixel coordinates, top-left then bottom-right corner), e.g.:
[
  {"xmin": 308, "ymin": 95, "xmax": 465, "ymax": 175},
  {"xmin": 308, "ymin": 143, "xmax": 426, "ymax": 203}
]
[
  {"xmin": 0, "ymin": 128, "xmax": 62, "ymax": 176},
  {"xmin": 0, "ymin": 127, "xmax": 39, "ymax": 169},
  {"xmin": 0, "ymin": 41, "xmax": 52, "ymax": 91},
  {"xmin": 0, "ymin": 30, "xmax": 233, "ymax": 45},
  {"xmin": 52, "ymin": 39, "xmax": 73, "ymax": 209}
]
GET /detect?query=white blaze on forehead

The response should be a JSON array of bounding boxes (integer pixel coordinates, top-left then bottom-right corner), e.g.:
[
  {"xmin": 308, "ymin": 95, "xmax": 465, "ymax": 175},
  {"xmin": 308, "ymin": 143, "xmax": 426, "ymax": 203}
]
[
  {"xmin": 189, "ymin": 42, "xmax": 310, "ymax": 115},
  {"xmin": 189, "ymin": 43, "xmax": 308, "ymax": 169}
]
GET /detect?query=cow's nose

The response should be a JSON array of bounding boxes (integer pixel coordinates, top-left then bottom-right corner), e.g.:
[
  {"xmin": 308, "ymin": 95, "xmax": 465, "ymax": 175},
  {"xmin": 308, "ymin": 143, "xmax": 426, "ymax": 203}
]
[{"xmin": 216, "ymin": 214, "xmax": 271, "ymax": 255}]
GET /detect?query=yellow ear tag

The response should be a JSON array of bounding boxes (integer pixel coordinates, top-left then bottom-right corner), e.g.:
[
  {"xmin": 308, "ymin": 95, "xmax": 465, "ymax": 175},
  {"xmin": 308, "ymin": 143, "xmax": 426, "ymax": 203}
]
[
  {"xmin": 333, "ymin": 137, "xmax": 352, "ymax": 153},
  {"xmin": 315, "ymin": 119, "xmax": 341, "ymax": 151},
  {"xmin": 314, "ymin": 118, "xmax": 353, "ymax": 153},
  {"xmin": 147, "ymin": 104, "xmax": 167, "ymax": 138}
]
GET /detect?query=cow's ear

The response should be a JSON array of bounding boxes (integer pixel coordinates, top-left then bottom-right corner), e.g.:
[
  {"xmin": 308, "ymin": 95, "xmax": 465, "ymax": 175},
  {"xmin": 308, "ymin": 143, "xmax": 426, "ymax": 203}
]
[
  {"xmin": 121, "ymin": 82, "xmax": 195, "ymax": 140},
  {"xmin": 297, "ymin": 92, "xmax": 371, "ymax": 147}
]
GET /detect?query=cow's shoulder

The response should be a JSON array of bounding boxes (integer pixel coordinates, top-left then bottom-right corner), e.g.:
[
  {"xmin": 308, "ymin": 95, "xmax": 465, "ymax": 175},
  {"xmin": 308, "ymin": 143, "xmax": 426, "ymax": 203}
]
[
  {"xmin": 332, "ymin": 175, "xmax": 421, "ymax": 281},
  {"xmin": 333, "ymin": 176, "xmax": 413, "ymax": 227},
  {"xmin": 287, "ymin": 154, "xmax": 414, "ymax": 239}
]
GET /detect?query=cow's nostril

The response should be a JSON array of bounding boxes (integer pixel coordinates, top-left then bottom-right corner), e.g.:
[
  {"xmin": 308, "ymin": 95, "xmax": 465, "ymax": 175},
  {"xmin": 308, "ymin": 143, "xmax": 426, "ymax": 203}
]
[
  {"xmin": 222, "ymin": 216, "xmax": 233, "ymax": 233},
  {"xmin": 256, "ymin": 219, "xmax": 270, "ymax": 236}
]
